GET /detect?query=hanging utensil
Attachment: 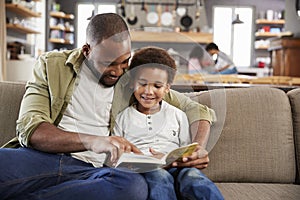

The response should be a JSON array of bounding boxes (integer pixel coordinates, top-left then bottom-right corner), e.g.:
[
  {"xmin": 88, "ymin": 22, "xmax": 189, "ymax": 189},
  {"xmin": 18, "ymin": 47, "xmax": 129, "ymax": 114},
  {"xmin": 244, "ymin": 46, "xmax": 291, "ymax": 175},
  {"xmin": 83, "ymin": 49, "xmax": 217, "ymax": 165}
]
[
  {"xmin": 195, "ymin": 0, "xmax": 201, "ymax": 20},
  {"xmin": 180, "ymin": 7, "xmax": 193, "ymax": 31},
  {"xmin": 156, "ymin": 4, "xmax": 162, "ymax": 27},
  {"xmin": 141, "ymin": 0, "xmax": 147, "ymax": 12},
  {"xmin": 127, "ymin": 3, "xmax": 138, "ymax": 25},
  {"xmin": 161, "ymin": 4, "xmax": 173, "ymax": 26},
  {"xmin": 120, "ymin": 0, "xmax": 126, "ymax": 17},
  {"xmin": 172, "ymin": 1, "xmax": 178, "ymax": 27},
  {"xmin": 147, "ymin": 5, "xmax": 159, "ymax": 25}
]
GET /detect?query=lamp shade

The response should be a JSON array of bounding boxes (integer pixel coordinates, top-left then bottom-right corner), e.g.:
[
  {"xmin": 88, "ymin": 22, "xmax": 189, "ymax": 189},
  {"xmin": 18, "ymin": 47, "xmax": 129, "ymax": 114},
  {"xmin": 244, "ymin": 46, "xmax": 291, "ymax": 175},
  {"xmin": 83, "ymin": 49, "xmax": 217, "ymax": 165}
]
[{"xmin": 232, "ymin": 14, "xmax": 244, "ymax": 24}]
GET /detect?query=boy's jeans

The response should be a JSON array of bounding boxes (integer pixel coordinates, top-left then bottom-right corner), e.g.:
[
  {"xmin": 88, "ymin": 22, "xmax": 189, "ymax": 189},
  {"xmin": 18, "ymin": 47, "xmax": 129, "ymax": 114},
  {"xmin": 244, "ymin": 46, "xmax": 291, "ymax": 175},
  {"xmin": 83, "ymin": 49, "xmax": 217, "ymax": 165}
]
[
  {"xmin": 0, "ymin": 147, "xmax": 148, "ymax": 200},
  {"xmin": 143, "ymin": 167, "xmax": 224, "ymax": 200}
]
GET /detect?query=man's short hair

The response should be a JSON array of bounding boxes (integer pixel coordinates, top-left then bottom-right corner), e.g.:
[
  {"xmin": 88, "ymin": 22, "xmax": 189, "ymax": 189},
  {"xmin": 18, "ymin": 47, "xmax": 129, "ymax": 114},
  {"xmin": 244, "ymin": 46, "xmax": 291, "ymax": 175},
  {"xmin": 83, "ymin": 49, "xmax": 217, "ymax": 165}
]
[{"xmin": 86, "ymin": 13, "xmax": 129, "ymax": 46}]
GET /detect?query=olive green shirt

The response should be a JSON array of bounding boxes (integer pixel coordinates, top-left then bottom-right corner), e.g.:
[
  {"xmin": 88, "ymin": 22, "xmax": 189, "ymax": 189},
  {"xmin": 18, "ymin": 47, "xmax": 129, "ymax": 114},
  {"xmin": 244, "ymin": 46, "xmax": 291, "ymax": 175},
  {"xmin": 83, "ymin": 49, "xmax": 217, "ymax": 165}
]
[{"xmin": 4, "ymin": 48, "xmax": 215, "ymax": 148}]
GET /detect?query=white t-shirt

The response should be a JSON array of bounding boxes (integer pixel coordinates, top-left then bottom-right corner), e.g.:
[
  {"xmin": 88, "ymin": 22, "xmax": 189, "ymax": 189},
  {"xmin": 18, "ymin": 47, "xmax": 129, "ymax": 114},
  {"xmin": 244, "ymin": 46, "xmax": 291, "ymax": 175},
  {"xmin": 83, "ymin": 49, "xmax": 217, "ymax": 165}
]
[
  {"xmin": 215, "ymin": 51, "xmax": 235, "ymax": 70},
  {"xmin": 113, "ymin": 101, "xmax": 191, "ymax": 156},
  {"xmin": 58, "ymin": 62, "xmax": 114, "ymax": 167}
]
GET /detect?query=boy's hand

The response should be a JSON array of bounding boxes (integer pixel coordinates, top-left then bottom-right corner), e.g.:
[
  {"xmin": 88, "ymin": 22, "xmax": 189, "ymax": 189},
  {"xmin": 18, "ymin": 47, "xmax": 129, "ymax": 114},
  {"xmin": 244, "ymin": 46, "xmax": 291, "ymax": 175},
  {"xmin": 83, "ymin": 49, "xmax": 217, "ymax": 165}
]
[
  {"xmin": 149, "ymin": 147, "xmax": 165, "ymax": 159},
  {"xmin": 171, "ymin": 145, "xmax": 209, "ymax": 169}
]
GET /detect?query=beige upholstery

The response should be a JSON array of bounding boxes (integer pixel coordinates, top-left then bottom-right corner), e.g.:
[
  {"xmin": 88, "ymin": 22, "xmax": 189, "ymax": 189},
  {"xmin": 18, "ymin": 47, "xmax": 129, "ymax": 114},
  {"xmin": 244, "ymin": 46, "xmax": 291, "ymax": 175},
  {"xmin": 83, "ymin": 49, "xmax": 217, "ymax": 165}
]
[
  {"xmin": 190, "ymin": 87, "xmax": 296, "ymax": 183},
  {"xmin": 0, "ymin": 81, "xmax": 25, "ymax": 146},
  {"xmin": 0, "ymin": 81, "xmax": 300, "ymax": 199},
  {"xmin": 216, "ymin": 183, "xmax": 300, "ymax": 200},
  {"xmin": 287, "ymin": 88, "xmax": 300, "ymax": 184}
]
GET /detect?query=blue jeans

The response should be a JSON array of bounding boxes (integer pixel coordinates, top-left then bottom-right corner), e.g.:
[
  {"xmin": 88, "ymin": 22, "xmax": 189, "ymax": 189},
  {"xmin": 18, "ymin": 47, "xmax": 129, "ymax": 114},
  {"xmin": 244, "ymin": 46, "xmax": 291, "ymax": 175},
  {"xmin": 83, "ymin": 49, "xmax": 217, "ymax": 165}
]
[
  {"xmin": 0, "ymin": 148, "xmax": 148, "ymax": 200},
  {"xmin": 219, "ymin": 67, "xmax": 238, "ymax": 75},
  {"xmin": 143, "ymin": 168, "xmax": 224, "ymax": 200}
]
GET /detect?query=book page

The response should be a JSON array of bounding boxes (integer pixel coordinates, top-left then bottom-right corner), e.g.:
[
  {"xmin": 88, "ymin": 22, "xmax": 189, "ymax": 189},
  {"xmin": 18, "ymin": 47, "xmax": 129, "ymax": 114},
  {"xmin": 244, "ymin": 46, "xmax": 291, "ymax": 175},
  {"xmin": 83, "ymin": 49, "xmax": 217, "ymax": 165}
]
[
  {"xmin": 114, "ymin": 153, "xmax": 165, "ymax": 172},
  {"xmin": 110, "ymin": 143, "xmax": 198, "ymax": 173}
]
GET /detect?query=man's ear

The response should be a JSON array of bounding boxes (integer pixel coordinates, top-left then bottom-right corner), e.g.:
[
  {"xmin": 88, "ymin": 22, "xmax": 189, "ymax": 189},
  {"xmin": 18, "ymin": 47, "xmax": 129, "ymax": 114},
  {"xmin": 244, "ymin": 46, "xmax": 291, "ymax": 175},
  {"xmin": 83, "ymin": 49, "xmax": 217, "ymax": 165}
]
[{"xmin": 82, "ymin": 44, "xmax": 90, "ymax": 57}]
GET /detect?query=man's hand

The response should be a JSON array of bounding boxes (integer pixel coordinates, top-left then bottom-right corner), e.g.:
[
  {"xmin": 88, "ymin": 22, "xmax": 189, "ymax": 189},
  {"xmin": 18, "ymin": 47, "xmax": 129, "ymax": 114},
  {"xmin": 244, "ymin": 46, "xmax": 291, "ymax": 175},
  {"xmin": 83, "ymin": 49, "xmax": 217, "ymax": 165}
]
[
  {"xmin": 171, "ymin": 144, "xmax": 209, "ymax": 169},
  {"xmin": 85, "ymin": 135, "xmax": 142, "ymax": 164}
]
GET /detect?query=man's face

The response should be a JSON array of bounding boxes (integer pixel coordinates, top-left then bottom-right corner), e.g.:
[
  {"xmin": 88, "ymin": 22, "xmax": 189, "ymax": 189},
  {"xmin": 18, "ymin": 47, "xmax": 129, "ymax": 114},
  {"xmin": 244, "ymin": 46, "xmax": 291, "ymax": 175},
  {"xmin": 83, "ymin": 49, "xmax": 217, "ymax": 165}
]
[
  {"xmin": 133, "ymin": 67, "xmax": 170, "ymax": 114},
  {"xmin": 86, "ymin": 34, "xmax": 131, "ymax": 87}
]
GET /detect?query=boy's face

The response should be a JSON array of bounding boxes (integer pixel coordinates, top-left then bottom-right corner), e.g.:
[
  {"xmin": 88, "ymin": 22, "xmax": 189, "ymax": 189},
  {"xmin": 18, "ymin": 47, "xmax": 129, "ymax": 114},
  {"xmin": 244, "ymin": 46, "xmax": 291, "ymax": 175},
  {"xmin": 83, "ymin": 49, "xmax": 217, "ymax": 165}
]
[
  {"xmin": 207, "ymin": 49, "xmax": 218, "ymax": 56},
  {"xmin": 133, "ymin": 67, "xmax": 170, "ymax": 114}
]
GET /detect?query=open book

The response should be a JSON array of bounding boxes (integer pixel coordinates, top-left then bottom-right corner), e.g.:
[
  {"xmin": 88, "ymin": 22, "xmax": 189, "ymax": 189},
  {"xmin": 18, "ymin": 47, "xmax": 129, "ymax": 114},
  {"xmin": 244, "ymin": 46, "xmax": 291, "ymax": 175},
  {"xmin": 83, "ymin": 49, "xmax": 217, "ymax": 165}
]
[{"xmin": 108, "ymin": 143, "xmax": 198, "ymax": 172}]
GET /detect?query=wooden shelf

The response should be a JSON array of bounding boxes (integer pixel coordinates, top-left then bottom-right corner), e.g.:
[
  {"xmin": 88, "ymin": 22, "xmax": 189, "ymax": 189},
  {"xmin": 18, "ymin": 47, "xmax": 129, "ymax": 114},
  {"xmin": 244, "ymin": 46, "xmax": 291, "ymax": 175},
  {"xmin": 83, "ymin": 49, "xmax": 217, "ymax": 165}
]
[
  {"xmin": 50, "ymin": 11, "xmax": 74, "ymax": 19},
  {"xmin": 255, "ymin": 32, "xmax": 281, "ymax": 37},
  {"xmin": 130, "ymin": 31, "xmax": 213, "ymax": 44},
  {"xmin": 5, "ymin": 4, "xmax": 41, "ymax": 18},
  {"xmin": 49, "ymin": 38, "xmax": 74, "ymax": 45},
  {"xmin": 255, "ymin": 46, "xmax": 269, "ymax": 50},
  {"xmin": 50, "ymin": 25, "xmax": 74, "ymax": 32},
  {"xmin": 6, "ymin": 23, "xmax": 40, "ymax": 34},
  {"xmin": 256, "ymin": 19, "xmax": 285, "ymax": 25}
]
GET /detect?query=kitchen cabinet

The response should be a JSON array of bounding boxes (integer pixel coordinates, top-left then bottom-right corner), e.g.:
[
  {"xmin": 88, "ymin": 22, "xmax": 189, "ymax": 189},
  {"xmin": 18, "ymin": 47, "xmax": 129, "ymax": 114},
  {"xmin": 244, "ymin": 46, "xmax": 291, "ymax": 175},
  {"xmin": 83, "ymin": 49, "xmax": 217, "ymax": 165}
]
[{"xmin": 269, "ymin": 37, "xmax": 300, "ymax": 77}]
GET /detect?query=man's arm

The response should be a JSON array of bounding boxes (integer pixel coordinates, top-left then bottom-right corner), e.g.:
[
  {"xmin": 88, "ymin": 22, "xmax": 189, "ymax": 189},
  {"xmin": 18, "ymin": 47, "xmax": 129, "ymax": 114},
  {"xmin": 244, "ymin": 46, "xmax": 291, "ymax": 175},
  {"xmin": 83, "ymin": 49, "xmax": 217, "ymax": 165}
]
[{"xmin": 30, "ymin": 122, "xmax": 141, "ymax": 163}]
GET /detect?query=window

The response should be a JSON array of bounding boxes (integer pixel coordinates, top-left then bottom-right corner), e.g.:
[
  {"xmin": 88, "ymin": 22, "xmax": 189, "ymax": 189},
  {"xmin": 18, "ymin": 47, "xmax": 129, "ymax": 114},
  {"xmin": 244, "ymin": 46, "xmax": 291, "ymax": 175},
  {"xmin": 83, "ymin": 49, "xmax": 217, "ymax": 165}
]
[
  {"xmin": 76, "ymin": 3, "xmax": 116, "ymax": 48},
  {"xmin": 213, "ymin": 6, "xmax": 254, "ymax": 67}
]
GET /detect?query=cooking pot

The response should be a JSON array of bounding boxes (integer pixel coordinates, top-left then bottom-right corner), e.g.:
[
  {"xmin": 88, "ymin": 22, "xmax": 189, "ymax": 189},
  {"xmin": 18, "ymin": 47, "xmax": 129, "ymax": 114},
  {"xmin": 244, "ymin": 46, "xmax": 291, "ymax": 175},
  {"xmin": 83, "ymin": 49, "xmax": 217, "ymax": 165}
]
[
  {"xmin": 127, "ymin": 3, "xmax": 138, "ymax": 25},
  {"xmin": 180, "ymin": 7, "xmax": 192, "ymax": 31}
]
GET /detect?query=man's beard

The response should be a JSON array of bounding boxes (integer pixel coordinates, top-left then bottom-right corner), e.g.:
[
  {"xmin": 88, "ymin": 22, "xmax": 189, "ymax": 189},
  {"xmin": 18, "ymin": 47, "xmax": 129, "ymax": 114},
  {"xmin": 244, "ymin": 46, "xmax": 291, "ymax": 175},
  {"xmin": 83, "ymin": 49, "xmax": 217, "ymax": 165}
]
[
  {"xmin": 99, "ymin": 75, "xmax": 119, "ymax": 87},
  {"xmin": 84, "ymin": 59, "xmax": 117, "ymax": 87}
]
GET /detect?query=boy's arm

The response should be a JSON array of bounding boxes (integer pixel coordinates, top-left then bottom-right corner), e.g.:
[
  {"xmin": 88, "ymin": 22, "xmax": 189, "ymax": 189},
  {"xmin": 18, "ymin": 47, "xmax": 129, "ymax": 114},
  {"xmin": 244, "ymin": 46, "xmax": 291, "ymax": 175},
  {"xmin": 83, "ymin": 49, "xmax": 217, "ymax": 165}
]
[{"xmin": 164, "ymin": 89, "xmax": 214, "ymax": 169}]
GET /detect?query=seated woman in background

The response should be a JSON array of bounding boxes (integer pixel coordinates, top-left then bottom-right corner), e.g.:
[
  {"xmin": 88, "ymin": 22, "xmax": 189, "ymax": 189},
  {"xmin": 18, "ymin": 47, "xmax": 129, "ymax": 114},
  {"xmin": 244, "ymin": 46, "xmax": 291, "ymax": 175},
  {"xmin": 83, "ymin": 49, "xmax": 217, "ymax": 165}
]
[
  {"xmin": 205, "ymin": 42, "xmax": 238, "ymax": 74},
  {"xmin": 188, "ymin": 45, "xmax": 215, "ymax": 74}
]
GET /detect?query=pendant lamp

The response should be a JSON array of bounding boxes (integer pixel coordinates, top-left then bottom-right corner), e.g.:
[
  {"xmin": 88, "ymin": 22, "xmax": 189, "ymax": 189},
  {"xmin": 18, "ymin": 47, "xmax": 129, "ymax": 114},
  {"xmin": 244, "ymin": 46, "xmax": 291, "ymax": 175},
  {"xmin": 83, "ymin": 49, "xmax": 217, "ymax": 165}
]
[
  {"xmin": 232, "ymin": 14, "xmax": 243, "ymax": 24},
  {"xmin": 87, "ymin": 10, "xmax": 95, "ymax": 20}
]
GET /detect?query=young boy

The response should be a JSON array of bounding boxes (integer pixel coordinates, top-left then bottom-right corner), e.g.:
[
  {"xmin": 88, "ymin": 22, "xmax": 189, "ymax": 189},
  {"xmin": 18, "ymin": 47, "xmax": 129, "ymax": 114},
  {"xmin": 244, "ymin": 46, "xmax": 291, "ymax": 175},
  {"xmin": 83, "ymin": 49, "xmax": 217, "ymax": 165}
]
[
  {"xmin": 113, "ymin": 46, "xmax": 224, "ymax": 200},
  {"xmin": 205, "ymin": 42, "xmax": 237, "ymax": 74}
]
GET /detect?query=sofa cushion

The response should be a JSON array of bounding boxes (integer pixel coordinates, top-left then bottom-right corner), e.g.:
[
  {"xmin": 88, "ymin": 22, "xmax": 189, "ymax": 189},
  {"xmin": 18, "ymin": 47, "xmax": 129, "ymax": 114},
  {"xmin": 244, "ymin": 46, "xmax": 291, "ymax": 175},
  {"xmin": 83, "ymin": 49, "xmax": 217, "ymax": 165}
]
[
  {"xmin": 188, "ymin": 87, "xmax": 296, "ymax": 183},
  {"xmin": 0, "ymin": 81, "xmax": 25, "ymax": 146},
  {"xmin": 216, "ymin": 182, "xmax": 300, "ymax": 200},
  {"xmin": 287, "ymin": 88, "xmax": 300, "ymax": 184}
]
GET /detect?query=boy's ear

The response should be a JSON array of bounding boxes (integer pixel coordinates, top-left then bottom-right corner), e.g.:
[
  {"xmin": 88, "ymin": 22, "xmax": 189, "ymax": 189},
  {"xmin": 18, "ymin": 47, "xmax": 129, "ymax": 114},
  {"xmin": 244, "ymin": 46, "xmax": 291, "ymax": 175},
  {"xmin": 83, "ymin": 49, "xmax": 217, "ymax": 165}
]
[
  {"xmin": 165, "ymin": 84, "xmax": 171, "ymax": 93},
  {"xmin": 129, "ymin": 79, "xmax": 134, "ymax": 89}
]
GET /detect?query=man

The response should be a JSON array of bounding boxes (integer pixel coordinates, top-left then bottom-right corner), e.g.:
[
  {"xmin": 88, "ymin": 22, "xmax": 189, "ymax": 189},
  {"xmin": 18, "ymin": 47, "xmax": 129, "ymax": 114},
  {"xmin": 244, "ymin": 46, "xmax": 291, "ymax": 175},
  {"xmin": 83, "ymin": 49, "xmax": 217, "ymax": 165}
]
[{"xmin": 0, "ymin": 13, "xmax": 215, "ymax": 199}]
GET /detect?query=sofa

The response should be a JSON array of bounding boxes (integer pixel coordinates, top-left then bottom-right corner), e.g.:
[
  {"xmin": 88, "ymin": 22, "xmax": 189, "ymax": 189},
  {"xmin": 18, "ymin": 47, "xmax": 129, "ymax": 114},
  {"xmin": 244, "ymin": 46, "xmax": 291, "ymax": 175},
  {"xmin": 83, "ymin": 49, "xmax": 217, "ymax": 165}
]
[{"xmin": 1, "ymin": 81, "xmax": 300, "ymax": 199}]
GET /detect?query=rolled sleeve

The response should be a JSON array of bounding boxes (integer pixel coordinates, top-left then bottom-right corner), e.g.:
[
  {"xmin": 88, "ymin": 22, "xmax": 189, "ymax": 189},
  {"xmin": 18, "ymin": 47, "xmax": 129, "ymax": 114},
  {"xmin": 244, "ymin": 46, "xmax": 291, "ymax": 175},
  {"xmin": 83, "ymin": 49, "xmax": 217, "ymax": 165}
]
[
  {"xmin": 16, "ymin": 56, "xmax": 53, "ymax": 147},
  {"xmin": 16, "ymin": 114, "xmax": 52, "ymax": 147}
]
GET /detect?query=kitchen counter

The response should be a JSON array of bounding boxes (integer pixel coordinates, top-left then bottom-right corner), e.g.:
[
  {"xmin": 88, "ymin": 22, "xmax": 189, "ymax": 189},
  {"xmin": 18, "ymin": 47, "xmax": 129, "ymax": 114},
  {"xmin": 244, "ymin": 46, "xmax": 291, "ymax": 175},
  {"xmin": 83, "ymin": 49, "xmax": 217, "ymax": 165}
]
[{"xmin": 171, "ymin": 83, "xmax": 299, "ymax": 93}]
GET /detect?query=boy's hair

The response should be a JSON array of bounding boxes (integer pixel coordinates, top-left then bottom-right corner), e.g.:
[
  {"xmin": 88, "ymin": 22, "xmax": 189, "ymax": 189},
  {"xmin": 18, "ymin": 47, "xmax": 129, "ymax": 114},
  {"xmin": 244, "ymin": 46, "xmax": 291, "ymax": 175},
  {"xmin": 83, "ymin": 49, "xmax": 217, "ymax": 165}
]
[
  {"xmin": 205, "ymin": 42, "xmax": 219, "ymax": 52},
  {"xmin": 86, "ymin": 13, "xmax": 129, "ymax": 46},
  {"xmin": 129, "ymin": 46, "xmax": 177, "ymax": 84}
]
